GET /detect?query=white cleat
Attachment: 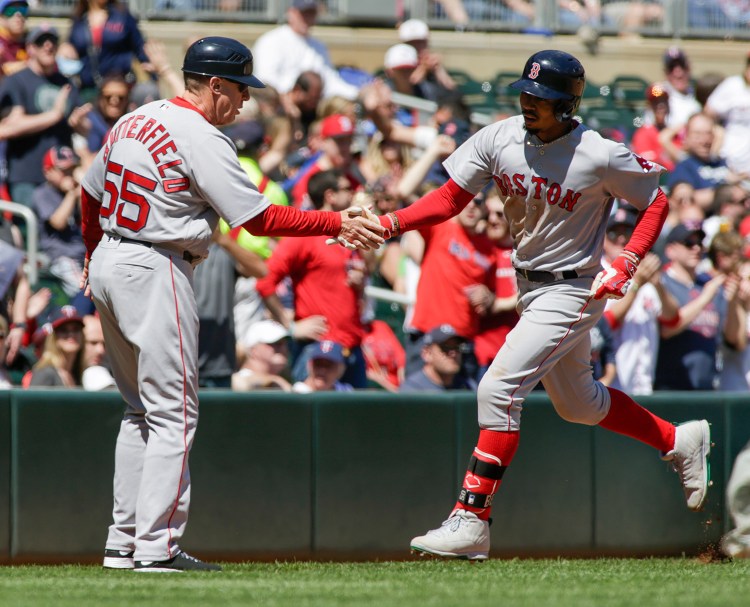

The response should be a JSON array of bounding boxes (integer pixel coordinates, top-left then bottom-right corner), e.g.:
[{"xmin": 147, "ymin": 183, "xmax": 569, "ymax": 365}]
[
  {"xmin": 661, "ymin": 420, "xmax": 712, "ymax": 511},
  {"xmin": 410, "ymin": 509, "xmax": 490, "ymax": 560}
]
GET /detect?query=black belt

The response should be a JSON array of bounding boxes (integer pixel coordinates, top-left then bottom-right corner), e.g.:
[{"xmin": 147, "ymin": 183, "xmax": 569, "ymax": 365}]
[
  {"xmin": 116, "ymin": 236, "xmax": 200, "ymax": 264},
  {"xmin": 515, "ymin": 268, "xmax": 578, "ymax": 283}
]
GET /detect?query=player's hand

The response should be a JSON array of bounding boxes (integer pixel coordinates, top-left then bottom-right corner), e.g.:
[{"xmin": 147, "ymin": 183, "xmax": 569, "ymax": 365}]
[
  {"xmin": 590, "ymin": 251, "xmax": 639, "ymax": 300},
  {"xmin": 80, "ymin": 257, "xmax": 91, "ymax": 297},
  {"xmin": 327, "ymin": 206, "xmax": 385, "ymax": 251}
]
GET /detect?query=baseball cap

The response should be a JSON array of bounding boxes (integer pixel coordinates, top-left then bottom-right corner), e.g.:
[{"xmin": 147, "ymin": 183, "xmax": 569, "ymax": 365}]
[
  {"xmin": 320, "ymin": 114, "xmax": 354, "ymax": 139},
  {"xmin": 242, "ymin": 319, "xmax": 288, "ymax": 349},
  {"xmin": 423, "ymin": 324, "xmax": 465, "ymax": 346},
  {"xmin": 663, "ymin": 46, "xmax": 689, "ymax": 71},
  {"xmin": 49, "ymin": 305, "xmax": 84, "ymax": 331},
  {"xmin": 82, "ymin": 365, "xmax": 117, "ymax": 391},
  {"xmin": 384, "ymin": 43, "xmax": 418, "ymax": 70},
  {"xmin": 0, "ymin": 0, "xmax": 28, "ymax": 12},
  {"xmin": 607, "ymin": 204, "xmax": 639, "ymax": 230},
  {"xmin": 291, "ymin": 0, "xmax": 318, "ymax": 10},
  {"xmin": 227, "ymin": 120, "xmax": 265, "ymax": 151},
  {"xmin": 398, "ymin": 18, "xmax": 430, "ymax": 42},
  {"xmin": 666, "ymin": 223, "xmax": 706, "ymax": 246},
  {"xmin": 32, "ymin": 322, "xmax": 53, "ymax": 346},
  {"xmin": 646, "ymin": 82, "xmax": 669, "ymax": 105},
  {"xmin": 42, "ymin": 146, "xmax": 79, "ymax": 172},
  {"xmin": 308, "ymin": 340, "xmax": 346, "ymax": 364},
  {"xmin": 27, "ymin": 24, "xmax": 59, "ymax": 46}
]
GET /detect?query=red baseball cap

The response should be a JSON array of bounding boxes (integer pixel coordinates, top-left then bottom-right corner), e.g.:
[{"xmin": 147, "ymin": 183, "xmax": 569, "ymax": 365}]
[
  {"xmin": 42, "ymin": 145, "xmax": 79, "ymax": 172},
  {"xmin": 320, "ymin": 114, "xmax": 354, "ymax": 139}
]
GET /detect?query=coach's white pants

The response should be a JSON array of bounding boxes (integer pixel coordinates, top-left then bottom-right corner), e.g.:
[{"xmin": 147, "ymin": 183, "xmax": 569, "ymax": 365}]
[
  {"xmin": 90, "ymin": 236, "xmax": 199, "ymax": 562},
  {"xmin": 723, "ymin": 441, "xmax": 750, "ymax": 557},
  {"xmin": 478, "ymin": 276, "xmax": 611, "ymax": 431}
]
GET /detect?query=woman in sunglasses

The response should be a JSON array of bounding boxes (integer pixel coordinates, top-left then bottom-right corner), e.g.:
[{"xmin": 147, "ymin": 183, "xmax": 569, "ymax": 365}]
[{"xmin": 0, "ymin": 0, "xmax": 29, "ymax": 79}]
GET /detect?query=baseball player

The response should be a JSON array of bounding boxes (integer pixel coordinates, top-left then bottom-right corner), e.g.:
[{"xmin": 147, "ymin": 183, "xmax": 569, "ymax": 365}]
[
  {"xmin": 353, "ymin": 50, "xmax": 712, "ymax": 559},
  {"xmin": 79, "ymin": 37, "xmax": 384, "ymax": 572}
]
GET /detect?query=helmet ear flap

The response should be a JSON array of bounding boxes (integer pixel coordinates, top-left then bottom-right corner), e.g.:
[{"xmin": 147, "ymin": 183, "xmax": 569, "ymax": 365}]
[{"xmin": 554, "ymin": 96, "xmax": 581, "ymax": 122}]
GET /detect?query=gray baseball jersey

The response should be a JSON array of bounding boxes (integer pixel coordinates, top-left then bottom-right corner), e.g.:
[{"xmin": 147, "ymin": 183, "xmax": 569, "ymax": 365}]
[
  {"xmin": 444, "ymin": 115, "xmax": 665, "ymax": 275},
  {"xmin": 82, "ymin": 98, "xmax": 270, "ymax": 257},
  {"xmin": 85, "ymin": 97, "xmax": 271, "ymax": 563}
]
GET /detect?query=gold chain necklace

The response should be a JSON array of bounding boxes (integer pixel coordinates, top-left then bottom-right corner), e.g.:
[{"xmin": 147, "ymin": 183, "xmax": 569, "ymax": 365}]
[{"xmin": 524, "ymin": 125, "xmax": 575, "ymax": 154}]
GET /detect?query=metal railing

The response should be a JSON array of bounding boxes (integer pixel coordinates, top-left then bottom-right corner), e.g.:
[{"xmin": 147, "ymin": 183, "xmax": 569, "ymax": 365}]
[
  {"xmin": 30, "ymin": 0, "xmax": 750, "ymax": 39},
  {"xmin": 0, "ymin": 202, "xmax": 39, "ymax": 286}
]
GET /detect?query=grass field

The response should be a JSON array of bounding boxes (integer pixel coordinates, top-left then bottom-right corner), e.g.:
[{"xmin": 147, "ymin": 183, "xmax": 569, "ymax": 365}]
[{"xmin": 2, "ymin": 558, "xmax": 750, "ymax": 607}]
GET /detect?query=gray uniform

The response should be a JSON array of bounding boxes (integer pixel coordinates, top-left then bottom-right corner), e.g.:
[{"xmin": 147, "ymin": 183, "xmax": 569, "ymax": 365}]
[
  {"xmin": 82, "ymin": 98, "xmax": 270, "ymax": 562},
  {"xmin": 444, "ymin": 116, "xmax": 664, "ymax": 430}
]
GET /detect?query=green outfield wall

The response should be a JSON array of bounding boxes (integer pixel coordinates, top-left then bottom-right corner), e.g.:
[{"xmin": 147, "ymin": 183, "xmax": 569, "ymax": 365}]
[{"xmin": 0, "ymin": 390, "xmax": 746, "ymax": 563}]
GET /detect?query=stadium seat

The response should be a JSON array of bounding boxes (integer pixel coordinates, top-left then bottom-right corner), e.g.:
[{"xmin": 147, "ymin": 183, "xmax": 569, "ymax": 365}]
[
  {"xmin": 610, "ymin": 75, "xmax": 649, "ymax": 111},
  {"xmin": 492, "ymin": 70, "xmax": 521, "ymax": 104}
]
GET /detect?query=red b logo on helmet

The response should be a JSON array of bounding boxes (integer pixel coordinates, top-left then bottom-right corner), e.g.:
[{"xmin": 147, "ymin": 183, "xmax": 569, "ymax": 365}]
[{"xmin": 529, "ymin": 62, "xmax": 541, "ymax": 79}]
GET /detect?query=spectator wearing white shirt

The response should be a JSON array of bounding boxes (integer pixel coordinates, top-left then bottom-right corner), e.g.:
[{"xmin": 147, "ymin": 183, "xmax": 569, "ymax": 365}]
[
  {"xmin": 251, "ymin": 0, "xmax": 359, "ymax": 100},
  {"xmin": 705, "ymin": 54, "xmax": 750, "ymax": 176},
  {"xmin": 660, "ymin": 47, "xmax": 701, "ymax": 130},
  {"xmin": 601, "ymin": 205, "xmax": 680, "ymax": 395}
]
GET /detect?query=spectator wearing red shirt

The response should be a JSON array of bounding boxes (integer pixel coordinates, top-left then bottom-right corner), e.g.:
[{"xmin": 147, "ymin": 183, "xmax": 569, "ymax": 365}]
[
  {"xmin": 474, "ymin": 193, "xmax": 519, "ymax": 376},
  {"xmin": 406, "ymin": 190, "xmax": 496, "ymax": 380},
  {"xmin": 291, "ymin": 113, "xmax": 361, "ymax": 208},
  {"xmin": 256, "ymin": 168, "xmax": 370, "ymax": 387},
  {"xmin": 0, "ymin": 0, "xmax": 28, "ymax": 78},
  {"xmin": 361, "ymin": 316, "xmax": 406, "ymax": 391},
  {"xmin": 631, "ymin": 83, "xmax": 682, "ymax": 172}
]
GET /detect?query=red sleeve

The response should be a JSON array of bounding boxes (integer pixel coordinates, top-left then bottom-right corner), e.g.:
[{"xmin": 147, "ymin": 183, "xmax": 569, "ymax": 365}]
[
  {"xmin": 255, "ymin": 237, "xmax": 300, "ymax": 298},
  {"xmin": 378, "ymin": 179, "xmax": 476, "ymax": 235},
  {"xmin": 603, "ymin": 309, "xmax": 619, "ymax": 330},
  {"xmin": 242, "ymin": 204, "xmax": 341, "ymax": 237},
  {"xmin": 80, "ymin": 186, "xmax": 103, "ymax": 259},
  {"xmin": 625, "ymin": 189, "xmax": 668, "ymax": 259}
]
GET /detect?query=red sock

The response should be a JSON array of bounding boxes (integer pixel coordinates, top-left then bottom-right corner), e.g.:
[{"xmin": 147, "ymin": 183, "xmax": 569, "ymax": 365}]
[
  {"xmin": 453, "ymin": 429, "xmax": 520, "ymax": 520},
  {"xmin": 599, "ymin": 387, "xmax": 675, "ymax": 452}
]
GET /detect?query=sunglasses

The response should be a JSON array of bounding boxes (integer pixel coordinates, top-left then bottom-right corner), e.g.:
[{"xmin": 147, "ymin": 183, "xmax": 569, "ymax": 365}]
[
  {"xmin": 681, "ymin": 237, "xmax": 704, "ymax": 248},
  {"xmin": 102, "ymin": 92, "xmax": 128, "ymax": 102},
  {"xmin": 225, "ymin": 78, "xmax": 248, "ymax": 95},
  {"xmin": 438, "ymin": 342, "xmax": 462, "ymax": 354},
  {"xmin": 2, "ymin": 4, "xmax": 28, "ymax": 17}
]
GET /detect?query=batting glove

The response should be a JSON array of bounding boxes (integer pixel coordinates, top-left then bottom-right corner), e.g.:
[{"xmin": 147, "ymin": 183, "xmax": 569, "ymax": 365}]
[{"xmin": 589, "ymin": 251, "xmax": 640, "ymax": 300}]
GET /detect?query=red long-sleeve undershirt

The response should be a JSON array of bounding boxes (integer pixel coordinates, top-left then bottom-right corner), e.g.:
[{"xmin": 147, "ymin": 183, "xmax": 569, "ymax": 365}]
[
  {"xmin": 80, "ymin": 189, "xmax": 342, "ymax": 257},
  {"xmin": 241, "ymin": 203, "xmax": 341, "ymax": 238},
  {"xmin": 378, "ymin": 179, "xmax": 476, "ymax": 234},
  {"xmin": 81, "ymin": 186, "xmax": 103, "ymax": 258},
  {"xmin": 624, "ymin": 188, "xmax": 669, "ymax": 259}
]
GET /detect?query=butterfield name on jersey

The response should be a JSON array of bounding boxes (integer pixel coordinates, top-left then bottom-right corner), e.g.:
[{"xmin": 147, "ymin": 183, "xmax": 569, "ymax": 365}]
[{"xmin": 102, "ymin": 110, "xmax": 189, "ymax": 193}]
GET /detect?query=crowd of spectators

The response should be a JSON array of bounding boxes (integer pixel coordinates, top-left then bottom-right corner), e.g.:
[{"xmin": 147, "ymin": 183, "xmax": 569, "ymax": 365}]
[{"xmin": 0, "ymin": 2, "xmax": 749, "ymax": 394}]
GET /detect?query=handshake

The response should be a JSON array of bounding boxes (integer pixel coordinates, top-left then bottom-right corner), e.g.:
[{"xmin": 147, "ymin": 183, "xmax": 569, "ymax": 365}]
[{"xmin": 326, "ymin": 205, "xmax": 391, "ymax": 251}]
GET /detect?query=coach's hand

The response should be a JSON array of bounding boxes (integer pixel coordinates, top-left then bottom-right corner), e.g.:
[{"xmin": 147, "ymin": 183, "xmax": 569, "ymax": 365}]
[
  {"xmin": 327, "ymin": 206, "xmax": 385, "ymax": 251},
  {"xmin": 590, "ymin": 251, "xmax": 639, "ymax": 300}
]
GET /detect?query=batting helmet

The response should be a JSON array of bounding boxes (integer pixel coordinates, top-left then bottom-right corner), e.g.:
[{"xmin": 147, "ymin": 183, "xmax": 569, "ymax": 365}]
[
  {"xmin": 182, "ymin": 36, "xmax": 265, "ymax": 89},
  {"xmin": 510, "ymin": 50, "xmax": 585, "ymax": 121}
]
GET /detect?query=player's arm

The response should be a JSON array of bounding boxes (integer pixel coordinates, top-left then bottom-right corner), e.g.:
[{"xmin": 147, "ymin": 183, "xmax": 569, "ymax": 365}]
[
  {"xmin": 242, "ymin": 204, "xmax": 384, "ymax": 251},
  {"xmin": 591, "ymin": 189, "xmax": 668, "ymax": 300},
  {"xmin": 377, "ymin": 179, "xmax": 476, "ymax": 238}
]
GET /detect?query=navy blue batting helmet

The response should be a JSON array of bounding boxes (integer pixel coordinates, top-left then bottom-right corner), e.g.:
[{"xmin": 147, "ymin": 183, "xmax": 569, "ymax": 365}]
[
  {"xmin": 510, "ymin": 50, "xmax": 585, "ymax": 120},
  {"xmin": 182, "ymin": 36, "xmax": 265, "ymax": 89}
]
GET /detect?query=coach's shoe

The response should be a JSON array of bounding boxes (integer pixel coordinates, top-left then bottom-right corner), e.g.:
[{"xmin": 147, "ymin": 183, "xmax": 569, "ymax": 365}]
[
  {"xmin": 410, "ymin": 509, "xmax": 490, "ymax": 560},
  {"xmin": 134, "ymin": 551, "xmax": 221, "ymax": 573},
  {"xmin": 661, "ymin": 419, "xmax": 712, "ymax": 511},
  {"xmin": 103, "ymin": 549, "xmax": 134, "ymax": 569}
]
